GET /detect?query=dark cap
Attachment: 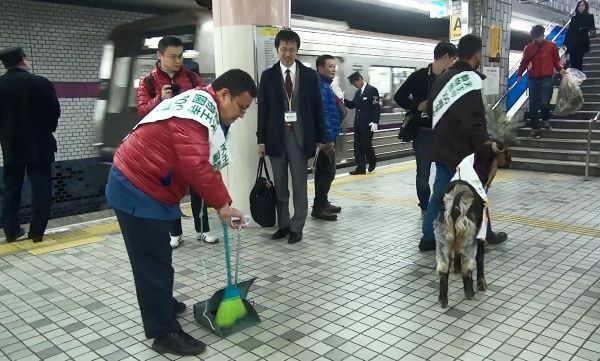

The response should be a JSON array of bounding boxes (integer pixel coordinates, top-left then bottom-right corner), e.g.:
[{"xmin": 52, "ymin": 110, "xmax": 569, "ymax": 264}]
[
  {"xmin": 0, "ymin": 47, "xmax": 26, "ymax": 68},
  {"xmin": 530, "ymin": 25, "xmax": 545, "ymax": 38},
  {"xmin": 347, "ymin": 71, "xmax": 362, "ymax": 82}
]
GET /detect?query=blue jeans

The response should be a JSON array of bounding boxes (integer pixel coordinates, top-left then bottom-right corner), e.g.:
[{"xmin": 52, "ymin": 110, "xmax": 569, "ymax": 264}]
[
  {"xmin": 413, "ymin": 129, "xmax": 432, "ymax": 211},
  {"xmin": 528, "ymin": 76, "xmax": 553, "ymax": 131},
  {"xmin": 421, "ymin": 162, "xmax": 493, "ymax": 245}
]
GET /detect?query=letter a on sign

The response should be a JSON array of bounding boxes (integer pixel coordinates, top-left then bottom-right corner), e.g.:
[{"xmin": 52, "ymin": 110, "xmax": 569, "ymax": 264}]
[{"xmin": 450, "ymin": 15, "xmax": 462, "ymax": 41}]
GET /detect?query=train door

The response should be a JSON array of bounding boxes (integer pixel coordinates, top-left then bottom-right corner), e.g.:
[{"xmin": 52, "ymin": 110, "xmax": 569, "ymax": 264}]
[{"xmin": 94, "ymin": 11, "xmax": 214, "ymax": 163}]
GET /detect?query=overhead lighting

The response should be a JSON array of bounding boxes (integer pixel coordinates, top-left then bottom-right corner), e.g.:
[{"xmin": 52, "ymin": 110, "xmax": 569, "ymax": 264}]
[
  {"xmin": 373, "ymin": 0, "xmax": 433, "ymax": 14},
  {"xmin": 511, "ymin": 19, "xmax": 536, "ymax": 33}
]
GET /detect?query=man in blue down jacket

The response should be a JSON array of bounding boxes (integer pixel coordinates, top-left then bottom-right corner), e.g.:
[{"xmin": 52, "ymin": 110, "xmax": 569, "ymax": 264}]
[{"xmin": 312, "ymin": 55, "xmax": 342, "ymax": 221}]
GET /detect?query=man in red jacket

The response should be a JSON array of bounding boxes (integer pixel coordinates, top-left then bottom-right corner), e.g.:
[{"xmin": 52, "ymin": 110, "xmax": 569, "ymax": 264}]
[
  {"xmin": 106, "ymin": 69, "xmax": 256, "ymax": 356},
  {"xmin": 517, "ymin": 25, "xmax": 567, "ymax": 139}
]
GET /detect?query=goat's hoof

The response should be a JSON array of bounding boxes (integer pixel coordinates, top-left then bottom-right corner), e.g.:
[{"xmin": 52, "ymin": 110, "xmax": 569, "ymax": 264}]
[
  {"xmin": 439, "ymin": 298, "xmax": 448, "ymax": 308},
  {"xmin": 477, "ymin": 277, "xmax": 487, "ymax": 292},
  {"xmin": 464, "ymin": 289, "xmax": 475, "ymax": 300}
]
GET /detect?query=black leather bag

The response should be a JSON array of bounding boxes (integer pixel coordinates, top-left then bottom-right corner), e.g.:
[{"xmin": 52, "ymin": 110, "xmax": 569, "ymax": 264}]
[
  {"xmin": 397, "ymin": 112, "xmax": 421, "ymax": 142},
  {"xmin": 249, "ymin": 157, "xmax": 277, "ymax": 227}
]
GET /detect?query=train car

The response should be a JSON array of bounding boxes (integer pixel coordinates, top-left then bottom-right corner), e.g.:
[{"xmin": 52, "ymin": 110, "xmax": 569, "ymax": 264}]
[{"xmin": 93, "ymin": 10, "xmax": 441, "ymax": 165}]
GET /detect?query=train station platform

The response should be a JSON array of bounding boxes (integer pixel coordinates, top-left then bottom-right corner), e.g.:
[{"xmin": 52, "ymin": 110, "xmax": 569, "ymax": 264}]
[{"xmin": 1, "ymin": 161, "xmax": 600, "ymax": 361}]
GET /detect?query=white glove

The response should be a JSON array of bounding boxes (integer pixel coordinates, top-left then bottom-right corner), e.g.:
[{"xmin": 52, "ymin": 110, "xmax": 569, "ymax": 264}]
[{"xmin": 369, "ymin": 122, "xmax": 378, "ymax": 132}]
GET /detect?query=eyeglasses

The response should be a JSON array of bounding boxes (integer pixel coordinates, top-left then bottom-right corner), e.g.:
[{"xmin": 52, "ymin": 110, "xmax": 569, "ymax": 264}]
[
  {"xmin": 231, "ymin": 95, "xmax": 250, "ymax": 115},
  {"xmin": 165, "ymin": 54, "xmax": 183, "ymax": 60}
]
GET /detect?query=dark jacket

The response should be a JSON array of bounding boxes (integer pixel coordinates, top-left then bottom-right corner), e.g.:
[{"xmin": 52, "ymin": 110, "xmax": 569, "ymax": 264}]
[
  {"xmin": 517, "ymin": 40, "xmax": 563, "ymax": 79},
  {"xmin": 318, "ymin": 74, "xmax": 342, "ymax": 143},
  {"xmin": 136, "ymin": 61, "xmax": 204, "ymax": 119},
  {"xmin": 394, "ymin": 64, "xmax": 436, "ymax": 128},
  {"xmin": 427, "ymin": 61, "xmax": 489, "ymax": 168},
  {"xmin": 344, "ymin": 83, "xmax": 381, "ymax": 130},
  {"xmin": 257, "ymin": 61, "xmax": 326, "ymax": 158},
  {"xmin": 565, "ymin": 13, "xmax": 596, "ymax": 54},
  {"xmin": 0, "ymin": 67, "xmax": 60, "ymax": 166}
]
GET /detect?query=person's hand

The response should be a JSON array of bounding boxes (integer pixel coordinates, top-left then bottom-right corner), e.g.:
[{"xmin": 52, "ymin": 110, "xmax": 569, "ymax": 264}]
[
  {"xmin": 217, "ymin": 205, "xmax": 246, "ymax": 228},
  {"xmin": 258, "ymin": 144, "xmax": 266, "ymax": 157},
  {"xmin": 369, "ymin": 122, "xmax": 378, "ymax": 132},
  {"xmin": 161, "ymin": 85, "xmax": 173, "ymax": 100},
  {"xmin": 417, "ymin": 100, "xmax": 428, "ymax": 112},
  {"xmin": 516, "ymin": 76, "xmax": 522, "ymax": 83},
  {"xmin": 560, "ymin": 68, "xmax": 568, "ymax": 76}
]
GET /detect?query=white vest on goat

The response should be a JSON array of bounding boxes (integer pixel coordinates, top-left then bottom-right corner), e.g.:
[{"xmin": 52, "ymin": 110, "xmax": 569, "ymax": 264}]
[{"xmin": 452, "ymin": 154, "xmax": 488, "ymax": 240}]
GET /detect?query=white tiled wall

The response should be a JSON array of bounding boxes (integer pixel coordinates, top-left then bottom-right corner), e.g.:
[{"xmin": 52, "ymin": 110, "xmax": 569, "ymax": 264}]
[{"xmin": 0, "ymin": 0, "xmax": 152, "ymax": 166}]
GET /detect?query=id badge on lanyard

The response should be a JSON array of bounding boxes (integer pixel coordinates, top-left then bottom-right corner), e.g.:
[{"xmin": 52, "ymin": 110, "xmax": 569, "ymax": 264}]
[{"xmin": 285, "ymin": 94, "xmax": 297, "ymax": 123}]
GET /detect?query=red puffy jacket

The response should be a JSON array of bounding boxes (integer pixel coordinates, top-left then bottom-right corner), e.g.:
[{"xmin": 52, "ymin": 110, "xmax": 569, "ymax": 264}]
[
  {"xmin": 517, "ymin": 40, "xmax": 563, "ymax": 79},
  {"xmin": 136, "ymin": 62, "xmax": 204, "ymax": 119},
  {"xmin": 114, "ymin": 89, "xmax": 231, "ymax": 209}
]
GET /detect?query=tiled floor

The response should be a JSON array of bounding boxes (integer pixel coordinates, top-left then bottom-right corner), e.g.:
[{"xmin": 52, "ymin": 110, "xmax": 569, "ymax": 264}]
[{"xmin": 1, "ymin": 162, "xmax": 600, "ymax": 361}]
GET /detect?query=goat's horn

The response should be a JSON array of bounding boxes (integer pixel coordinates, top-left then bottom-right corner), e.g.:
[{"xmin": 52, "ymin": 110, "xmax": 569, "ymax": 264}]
[{"xmin": 491, "ymin": 142, "xmax": 503, "ymax": 153}]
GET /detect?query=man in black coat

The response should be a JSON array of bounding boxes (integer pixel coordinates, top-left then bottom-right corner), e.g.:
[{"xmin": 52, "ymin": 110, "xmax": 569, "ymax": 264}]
[
  {"xmin": 344, "ymin": 72, "xmax": 380, "ymax": 175},
  {"xmin": 257, "ymin": 29, "xmax": 327, "ymax": 244},
  {"xmin": 0, "ymin": 47, "xmax": 60, "ymax": 243}
]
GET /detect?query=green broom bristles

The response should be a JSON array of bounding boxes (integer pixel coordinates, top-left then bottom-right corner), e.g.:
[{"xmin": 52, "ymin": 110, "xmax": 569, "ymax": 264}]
[{"xmin": 215, "ymin": 285, "xmax": 247, "ymax": 328}]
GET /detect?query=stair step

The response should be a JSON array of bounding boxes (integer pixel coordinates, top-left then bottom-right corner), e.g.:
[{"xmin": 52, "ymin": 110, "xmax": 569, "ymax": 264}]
[
  {"xmin": 517, "ymin": 128, "xmax": 600, "ymax": 140},
  {"xmin": 551, "ymin": 110, "xmax": 598, "ymax": 120},
  {"xmin": 510, "ymin": 146, "xmax": 599, "ymax": 162},
  {"xmin": 583, "ymin": 94, "xmax": 600, "ymax": 102},
  {"xmin": 546, "ymin": 119, "xmax": 600, "ymax": 130},
  {"xmin": 515, "ymin": 137, "xmax": 600, "ymax": 151},
  {"xmin": 510, "ymin": 157, "xmax": 600, "ymax": 176},
  {"xmin": 579, "ymin": 102, "xmax": 600, "ymax": 111}
]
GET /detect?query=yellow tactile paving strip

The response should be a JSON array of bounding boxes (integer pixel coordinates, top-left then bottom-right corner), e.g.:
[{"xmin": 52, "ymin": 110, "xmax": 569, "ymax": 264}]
[{"xmin": 0, "ymin": 164, "xmax": 593, "ymax": 257}]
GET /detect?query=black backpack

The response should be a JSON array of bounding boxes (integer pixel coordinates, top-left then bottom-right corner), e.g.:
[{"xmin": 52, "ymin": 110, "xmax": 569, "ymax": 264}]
[
  {"xmin": 144, "ymin": 69, "xmax": 198, "ymax": 97},
  {"xmin": 249, "ymin": 157, "xmax": 277, "ymax": 227}
]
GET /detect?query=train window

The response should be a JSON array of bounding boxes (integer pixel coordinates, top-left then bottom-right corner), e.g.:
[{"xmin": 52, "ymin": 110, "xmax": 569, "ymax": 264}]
[
  {"xmin": 128, "ymin": 55, "xmax": 158, "ymax": 108},
  {"xmin": 108, "ymin": 57, "xmax": 131, "ymax": 113},
  {"xmin": 369, "ymin": 66, "xmax": 415, "ymax": 114}
]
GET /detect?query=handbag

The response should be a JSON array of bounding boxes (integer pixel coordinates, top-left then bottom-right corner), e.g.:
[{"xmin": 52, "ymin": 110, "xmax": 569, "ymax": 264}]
[
  {"xmin": 249, "ymin": 157, "xmax": 277, "ymax": 227},
  {"xmin": 397, "ymin": 112, "xmax": 421, "ymax": 142}
]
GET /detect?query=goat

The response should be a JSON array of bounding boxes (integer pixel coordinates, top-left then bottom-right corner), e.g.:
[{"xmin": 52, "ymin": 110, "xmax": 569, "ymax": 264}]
[{"xmin": 434, "ymin": 141, "xmax": 511, "ymax": 308}]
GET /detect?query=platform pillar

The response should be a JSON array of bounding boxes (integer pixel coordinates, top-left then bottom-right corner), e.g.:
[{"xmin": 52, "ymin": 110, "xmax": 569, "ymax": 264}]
[{"xmin": 212, "ymin": 0, "xmax": 290, "ymax": 215}]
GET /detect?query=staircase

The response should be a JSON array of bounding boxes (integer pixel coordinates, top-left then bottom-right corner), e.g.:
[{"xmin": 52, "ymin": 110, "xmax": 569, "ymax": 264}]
[{"xmin": 510, "ymin": 38, "xmax": 600, "ymax": 177}]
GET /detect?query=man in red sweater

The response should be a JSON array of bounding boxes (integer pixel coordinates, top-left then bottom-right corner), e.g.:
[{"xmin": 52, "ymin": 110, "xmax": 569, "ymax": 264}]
[
  {"xmin": 517, "ymin": 25, "xmax": 567, "ymax": 139},
  {"xmin": 107, "ymin": 69, "xmax": 256, "ymax": 356}
]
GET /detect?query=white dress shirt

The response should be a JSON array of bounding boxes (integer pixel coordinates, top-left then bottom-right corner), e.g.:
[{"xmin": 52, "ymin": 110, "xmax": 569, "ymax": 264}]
[{"xmin": 280, "ymin": 61, "xmax": 297, "ymax": 90}]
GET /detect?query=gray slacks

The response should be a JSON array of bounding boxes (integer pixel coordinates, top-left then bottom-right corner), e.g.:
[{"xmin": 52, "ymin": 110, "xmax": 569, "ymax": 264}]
[{"xmin": 269, "ymin": 127, "xmax": 308, "ymax": 233}]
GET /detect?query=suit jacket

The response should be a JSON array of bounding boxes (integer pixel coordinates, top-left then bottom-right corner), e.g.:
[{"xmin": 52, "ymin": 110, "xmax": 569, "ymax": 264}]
[
  {"xmin": 0, "ymin": 68, "xmax": 60, "ymax": 166},
  {"xmin": 344, "ymin": 83, "xmax": 381, "ymax": 131},
  {"xmin": 257, "ymin": 61, "xmax": 326, "ymax": 159}
]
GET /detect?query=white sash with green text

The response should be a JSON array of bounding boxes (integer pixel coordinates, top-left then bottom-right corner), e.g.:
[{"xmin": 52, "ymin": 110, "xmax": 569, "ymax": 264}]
[
  {"xmin": 452, "ymin": 153, "xmax": 489, "ymax": 240},
  {"xmin": 130, "ymin": 89, "xmax": 230, "ymax": 171},
  {"xmin": 432, "ymin": 71, "xmax": 483, "ymax": 128}
]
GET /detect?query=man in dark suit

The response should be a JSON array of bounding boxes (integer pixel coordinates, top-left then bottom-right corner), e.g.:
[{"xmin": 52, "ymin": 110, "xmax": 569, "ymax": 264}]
[
  {"xmin": 257, "ymin": 29, "xmax": 327, "ymax": 244},
  {"xmin": 0, "ymin": 47, "xmax": 60, "ymax": 243},
  {"xmin": 344, "ymin": 72, "xmax": 380, "ymax": 175}
]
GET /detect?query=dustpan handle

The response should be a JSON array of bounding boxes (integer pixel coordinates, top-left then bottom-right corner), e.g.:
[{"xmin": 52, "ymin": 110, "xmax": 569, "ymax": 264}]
[
  {"xmin": 221, "ymin": 222, "xmax": 233, "ymax": 286},
  {"xmin": 234, "ymin": 226, "xmax": 242, "ymax": 284}
]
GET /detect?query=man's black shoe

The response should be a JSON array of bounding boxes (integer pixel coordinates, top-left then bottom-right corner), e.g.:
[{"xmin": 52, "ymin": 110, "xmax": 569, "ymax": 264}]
[
  {"xmin": 151, "ymin": 331, "xmax": 206, "ymax": 356},
  {"xmin": 311, "ymin": 208, "xmax": 337, "ymax": 221},
  {"xmin": 486, "ymin": 231, "xmax": 508, "ymax": 245},
  {"xmin": 271, "ymin": 227, "xmax": 290, "ymax": 240},
  {"xmin": 6, "ymin": 228, "xmax": 26, "ymax": 243},
  {"xmin": 173, "ymin": 300, "xmax": 186, "ymax": 315},
  {"xmin": 368, "ymin": 161, "xmax": 377, "ymax": 172},
  {"xmin": 419, "ymin": 239, "xmax": 436, "ymax": 251},
  {"xmin": 349, "ymin": 168, "xmax": 366, "ymax": 175},
  {"xmin": 327, "ymin": 203, "xmax": 341, "ymax": 213},
  {"xmin": 288, "ymin": 231, "xmax": 303, "ymax": 244},
  {"xmin": 27, "ymin": 233, "xmax": 43, "ymax": 243}
]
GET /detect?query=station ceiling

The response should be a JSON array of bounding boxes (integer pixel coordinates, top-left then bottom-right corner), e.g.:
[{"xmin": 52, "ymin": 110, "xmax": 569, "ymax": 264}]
[{"xmin": 38, "ymin": 0, "xmax": 568, "ymax": 50}]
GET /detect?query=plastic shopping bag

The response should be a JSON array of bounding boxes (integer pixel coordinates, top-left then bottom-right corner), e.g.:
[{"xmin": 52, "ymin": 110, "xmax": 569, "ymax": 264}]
[
  {"xmin": 566, "ymin": 68, "xmax": 586, "ymax": 85},
  {"xmin": 554, "ymin": 72, "xmax": 584, "ymax": 116}
]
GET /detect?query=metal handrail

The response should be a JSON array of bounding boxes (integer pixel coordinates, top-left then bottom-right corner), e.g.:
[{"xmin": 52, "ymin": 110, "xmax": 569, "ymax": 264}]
[
  {"xmin": 492, "ymin": 18, "xmax": 572, "ymax": 110},
  {"xmin": 584, "ymin": 111, "xmax": 600, "ymax": 180}
]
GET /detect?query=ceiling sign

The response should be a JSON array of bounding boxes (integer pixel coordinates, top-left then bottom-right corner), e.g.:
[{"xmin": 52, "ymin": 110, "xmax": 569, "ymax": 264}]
[{"xmin": 430, "ymin": 0, "xmax": 449, "ymax": 18}]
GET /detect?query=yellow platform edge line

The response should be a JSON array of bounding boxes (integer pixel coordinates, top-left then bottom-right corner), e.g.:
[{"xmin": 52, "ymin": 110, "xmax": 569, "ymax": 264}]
[{"xmin": 28, "ymin": 236, "xmax": 104, "ymax": 255}]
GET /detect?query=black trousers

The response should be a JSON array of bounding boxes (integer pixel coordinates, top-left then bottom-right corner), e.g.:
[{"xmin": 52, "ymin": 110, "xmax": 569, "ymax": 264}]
[
  {"xmin": 313, "ymin": 147, "xmax": 336, "ymax": 209},
  {"xmin": 115, "ymin": 209, "xmax": 181, "ymax": 339},
  {"xmin": 569, "ymin": 50, "xmax": 585, "ymax": 71},
  {"xmin": 353, "ymin": 127, "xmax": 376, "ymax": 169},
  {"xmin": 170, "ymin": 189, "xmax": 209, "ymax": 236},
  {"xmin": 2, "ymin": 163, "xmax": 53, "ymax": 239}
]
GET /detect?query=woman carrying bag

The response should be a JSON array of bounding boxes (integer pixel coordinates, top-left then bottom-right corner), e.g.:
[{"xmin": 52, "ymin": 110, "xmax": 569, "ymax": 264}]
[{"xmin": 565, "ymin": 0, "xmax": 596, "ymax": 71}]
